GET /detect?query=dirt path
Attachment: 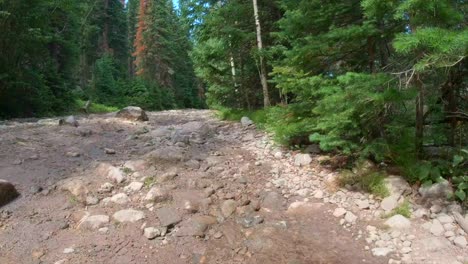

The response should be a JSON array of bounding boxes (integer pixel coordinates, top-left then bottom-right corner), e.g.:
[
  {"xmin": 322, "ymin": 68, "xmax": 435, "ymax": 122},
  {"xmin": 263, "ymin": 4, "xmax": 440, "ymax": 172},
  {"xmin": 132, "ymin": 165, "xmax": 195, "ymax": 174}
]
[{"xmin": 0, "ymin": 110, "xmax": 464, "ymax": 264}]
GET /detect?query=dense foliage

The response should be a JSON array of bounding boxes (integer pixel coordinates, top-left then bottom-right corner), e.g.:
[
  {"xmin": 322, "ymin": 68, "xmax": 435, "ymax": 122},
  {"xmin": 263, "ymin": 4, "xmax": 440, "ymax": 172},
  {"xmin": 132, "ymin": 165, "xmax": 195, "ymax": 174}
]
[
  {"xmin": 186, "ymin": 0, "xmax": 467, "ymax": 201},
  {"xmin": 0, "ymin": 0, "xmax": 203, "ymax": 118}
]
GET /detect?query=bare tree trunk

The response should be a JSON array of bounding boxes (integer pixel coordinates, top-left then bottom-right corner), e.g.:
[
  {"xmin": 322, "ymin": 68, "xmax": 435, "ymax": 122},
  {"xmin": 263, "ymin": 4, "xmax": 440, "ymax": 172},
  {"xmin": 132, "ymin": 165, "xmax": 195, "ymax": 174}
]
[
  {"xmin": 415, "ymin": 76, "xmax": 424, "ymax": 159},
  {"xmin": 252, "ymin": 0, "xmax": 270, "ymax": 108},
  {"xmin": 103, "ymin": 0, "xmax": 110, "ymax": 53}
]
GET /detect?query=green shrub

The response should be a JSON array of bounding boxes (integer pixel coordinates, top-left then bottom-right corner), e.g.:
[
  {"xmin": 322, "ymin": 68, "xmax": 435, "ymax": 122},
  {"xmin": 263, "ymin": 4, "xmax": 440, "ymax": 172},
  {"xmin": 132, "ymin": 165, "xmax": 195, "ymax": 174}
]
[{"xmin": 384, "ymin": 200, "xmax": 411, "ymax": 218}]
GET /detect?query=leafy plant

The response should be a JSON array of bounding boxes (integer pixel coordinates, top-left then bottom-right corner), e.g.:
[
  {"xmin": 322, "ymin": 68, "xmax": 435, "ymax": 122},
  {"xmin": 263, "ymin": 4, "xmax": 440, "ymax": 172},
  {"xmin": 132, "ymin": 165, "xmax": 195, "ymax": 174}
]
[{"xmin": 449, "ymin": 149, "xmax": 468, "ymax": 202}]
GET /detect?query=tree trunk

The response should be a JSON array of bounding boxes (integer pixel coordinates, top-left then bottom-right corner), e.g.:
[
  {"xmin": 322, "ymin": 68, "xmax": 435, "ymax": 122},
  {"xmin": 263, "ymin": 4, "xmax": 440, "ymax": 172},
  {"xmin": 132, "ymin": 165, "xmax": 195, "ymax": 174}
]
[
  {"xmin": 252, "ymin": 0, "xmax": 270, "ymax": 108},
  {"xmin": 415, "ymin": 76, "xmax": 424, "ymax": 159},
  {"xmin": 103, "ymin": 0, "xmax": 110, "ymax": 53}
]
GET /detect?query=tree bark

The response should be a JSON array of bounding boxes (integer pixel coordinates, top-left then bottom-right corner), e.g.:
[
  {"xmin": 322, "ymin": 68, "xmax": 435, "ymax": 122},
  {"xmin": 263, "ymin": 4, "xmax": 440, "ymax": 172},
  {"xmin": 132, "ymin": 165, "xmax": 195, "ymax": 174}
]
[
  {"xmin": 252, "ymin": 0, "xmax": 270, "ymax": 108},
  {"xmin": 103, "ymin": 0, "xmax": 110, "ymax": 53},
  {"xmin": 415, "ymin": 76, "xmax": 424, "ymax": 159}
]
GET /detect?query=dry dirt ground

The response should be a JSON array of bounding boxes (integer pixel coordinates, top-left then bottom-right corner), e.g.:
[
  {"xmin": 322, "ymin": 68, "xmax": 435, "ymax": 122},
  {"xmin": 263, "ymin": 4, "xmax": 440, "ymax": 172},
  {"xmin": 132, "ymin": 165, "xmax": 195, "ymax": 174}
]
[{"xmin": 0, "ymin": 110, "xmax": 394, "ymax": 264}]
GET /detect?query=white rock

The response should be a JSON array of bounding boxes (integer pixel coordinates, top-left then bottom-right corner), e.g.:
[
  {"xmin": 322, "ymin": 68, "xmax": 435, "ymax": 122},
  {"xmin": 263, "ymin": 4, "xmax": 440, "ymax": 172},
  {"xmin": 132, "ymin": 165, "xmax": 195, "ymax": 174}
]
[
  {"xmin": 430, "ymin": 204, "xmax": 443, "ymax": 214},
  {"xmin": 453, "ymin": 236, "xmax": 467, "ymax": 248},
  {"xmin": 333, "ymin": 207, "xmax": 347, "ymax": 218},
  {"xmin": 124, "ymin": 182, "xmax": 143, "ymax": 192},
  {"xmin": 98, "ymin": 182, "xmax": 114, "ymax": 193},
  {"xmin": 445, "ymin": 231, "xmax": 455, "ymax": 237},
  {"xmin": 294, "ymin": 154, "xmax": 312, "ymax": 167},
  {"xmin": 144, "ymin": 187, "xmax": 170, "ymax": 202},
  {"xmin": 144, "ymin": 227, "xmax": 160, "ymax": 239},
  {"xmin": 345, "ymin": 211, "xmax": 357, "ymax": 223},
  {"xmin": 385, "ymin": 214, "xmax": 411, "ymax": 230},
  {"xmin": 384, "ymin": 176, "xmax": 411, "ymax": 197},
  {"xmin": 356, "ymin": 200, "xmax": 370, "ymax": 210},
  {"xmin": 110, "ymin": 193, "xmax": 130, "ymax": 204},
  {"xmin": 79, "ymin": 215, "xmax": 109, "ymax": 230},
  {"xmin": 400, "ymin": 247, "xmax": 412, "ymax": 254},
  {"xmin": 430, "ymin": 219, "xmax": 445, "ymax": 236},
  {"xmin": 240, "ymin": 116, "xmax": 253, "ymax": 126},
  {"xmin": 380, "ymin": 195, "xmax": 399, "ymax": 212},
  {"xmin": 112, "ymin": 209, "xmax": 145, "ymax": 223},
  {"xmin": 314, "ymin": 190, "xmax": 324, "ymax": 199},
  {"xmin": 63, "ymin": 248, "xmax": 74, "ymax": 254},
  {"xmin": 371, "ymin": 247, "xmax": 393, "ymax": 257},
  {"xmin": 437, "ymin": 214, "xmax": 453, "ymax": 224}
]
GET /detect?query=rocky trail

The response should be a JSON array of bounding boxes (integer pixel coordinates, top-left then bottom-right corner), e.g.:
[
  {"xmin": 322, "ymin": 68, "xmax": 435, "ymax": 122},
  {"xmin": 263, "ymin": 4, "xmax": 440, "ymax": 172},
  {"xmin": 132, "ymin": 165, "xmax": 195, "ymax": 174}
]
[{"xmin": 0, "ymin": 109, "xmax": 467, "ymax": 264}]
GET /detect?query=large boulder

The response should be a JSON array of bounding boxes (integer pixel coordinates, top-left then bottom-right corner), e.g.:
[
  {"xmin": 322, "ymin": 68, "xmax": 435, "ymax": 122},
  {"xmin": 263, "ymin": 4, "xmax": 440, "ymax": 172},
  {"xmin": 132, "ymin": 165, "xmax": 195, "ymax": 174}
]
[
  {"xmin": 116, "ymin": 106, "xmax": 149, "ymax": 121},
  {"xmin": 241, "ymin": 116, "xmax": 253, "ymax": 127},
  {"xmin": 0, "ymin": 180, "xmax": 19, "ymax": 207},
  {"xmin": 294, "ymin": 153, "xmax": 312, "ymax": 167}
]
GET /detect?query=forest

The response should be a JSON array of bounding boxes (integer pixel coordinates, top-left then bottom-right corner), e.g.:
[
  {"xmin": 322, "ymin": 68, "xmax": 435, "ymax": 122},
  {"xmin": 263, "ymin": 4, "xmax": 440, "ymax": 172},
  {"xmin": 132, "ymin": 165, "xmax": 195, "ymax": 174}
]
[{"xmin": 0, "ymin": 0, "xmax": 467, "ymax": 202}]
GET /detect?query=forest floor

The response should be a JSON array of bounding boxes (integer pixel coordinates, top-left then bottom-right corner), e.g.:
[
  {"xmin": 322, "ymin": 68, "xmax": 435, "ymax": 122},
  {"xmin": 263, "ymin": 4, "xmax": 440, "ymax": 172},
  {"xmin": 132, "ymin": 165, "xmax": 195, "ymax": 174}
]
[{"xmin": 0, "ymin": 110, "xmax": 466, "ymax": 264}]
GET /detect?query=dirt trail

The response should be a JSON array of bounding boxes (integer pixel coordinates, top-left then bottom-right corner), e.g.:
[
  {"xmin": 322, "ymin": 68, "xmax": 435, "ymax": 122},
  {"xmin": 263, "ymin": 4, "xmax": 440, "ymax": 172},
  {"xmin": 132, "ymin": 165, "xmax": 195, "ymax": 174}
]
[{"xmin": 0, "ymin": 110, "xmax": 459, "ymax": 264}]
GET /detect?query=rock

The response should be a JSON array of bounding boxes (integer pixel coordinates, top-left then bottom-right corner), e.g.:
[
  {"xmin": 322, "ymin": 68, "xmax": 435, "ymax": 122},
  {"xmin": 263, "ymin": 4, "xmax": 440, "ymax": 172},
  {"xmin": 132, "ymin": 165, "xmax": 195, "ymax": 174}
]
[
  {"xmin": 356, "ymin": 199, "xmax": 370, "ymax": 210},
  {"xmin": 159, "ymin": 171, "xmax": 178, "ymax": 182},
  {"xmin": 112, "ymin": 209, "xmax": 145, "ymax": 223},
  {"xmin": 400, "ymin": 247, "xmax": 412, "ymax": 254},
  {"xmin": 437, "ymin": 214, "xmax": 453, "ymax": 224},
  {"xmin": 0, "ymin": 180, "xmax": 20, "ymax": 207},
  {"xmin": 185, "ymin": 160, "xmax": 200, "ymax": 169},
  {"xmin": 96, "ymin": 163, "xmax": 125, "ymax": 184},
  {"xmin": 430, "ymin": 219, "xmax": 445, "ymax": 236},
  {"xmin": 176, "ymin": 216, "xmax": 217, "ymax": 237},
  {"xmin": 144, "ymin": 187, "xmax": 170, "ymax": 203},
  {"xmin": 371, "ymin": 247, "xmax": 393, "ymax": 257},
  {"xmin": 110, "ymin": 193, "xmax": 130, "ymax": 204},
  {"xmin": 116, "ymin": 106, "xmax": 149, "ymax": 121},
  {"xmin": 333, "ymin": 208, "xmax": 347, "ymax": 218},
  {"xmin": 384, "ymin": 176, "xmax": 411, "ymax": 197},
  {"xmin": 419, "ymin": 179, "xmax": 452, "ymax": 199},
  {"xmin": 287, "ymin": 202, "xmax": 323, "ymax": 215},
  {"xmin": 304, "ymin": 144, "xmax": 321, "ymax": 154},
  {"xmin": 385, "ymin": 214, "xmax": 411, "ymax": 230},
  {"xmin": 430, "ymin": 204, "xmax": 443, "ymax": 214},
  {"xmin": 344, "ymin": 211, "xmax": 357, "ymax": 223},
  {"xmin": 66, "ymin": 152, "xmax": 80, "ymax": 157},
  {"xmin": 241, "ymin": 116, "xmax": 253, "ymax": 126},
  {"xmin": 63, "ymin": 248, "xmax": 75, "ymax": 254},
  {"xmin": 221, "ymin": 199, "xmax": 238, "ymax": 217},
  {"xmin": 85, "ymin": 196, "xmax": 99, "ymax": 205},
  {"xmin": 59, "ymin": 115, "xmax": 79, "ymax": 127},
  {"xmin": 294, "ymin": 154, "xmax": 312, "ymax": 167},
  {"xmin": 261, "ymin": 192, "xmax": 284, "ymax": 212},
  {"xmin": 98, "ymin": 182, "xmax": 114, "ymax": 193},
  {"xmin": 123, "ymin": 160, "xmax": 148, "ymax": 172},
  {"xmin": 79, "ymin": 215, "xmax": 109, "ymax": 230},
  {"xmin": 144, "ymin": 227, "xmax": 160, "ymax": 239},
  {"xmin": 124, "ymin": 182, "xmax": 143, "ymax": 193},
  {"xmin": 453, "ymin": 236, "xmax": 467, "ymax": 248},
  {"xmin": 58, "ymin": 178, "xmax": 88, "ymax": 202},
  {"xmin": 145, "ymin": 147, "xmax": 185, "ymax": 163},
  {"xmin": 418, "ymin": 237, "xmax": 449, "ymax": 251},
  {"xmin": 239, "ymin": 215, "xmax": 264, "ymax": 228},
  {"xmin": 156, "ymin": 207, "xmax": 182, "ymax": 227},
  {"xmin": 380, "ymin": 195, "xmax": 399, "ymax": 212},
  {"xmin": 104, "ymin": 148, "xmax": 116, "ymax": 155},
  {"xmin": 273, "ymin": 151, "xmax": 283, "ymax": 159},
  {"xmin": 30, "ymin": 185, "xmax": 43, "ymax": 194},
  {"xmin": 314, "ymin": 190, "xmax": 324, "ymax": 199},
  {"xmin": 183, "ymin": 200, "xmax": 199, "ymax": 213}
]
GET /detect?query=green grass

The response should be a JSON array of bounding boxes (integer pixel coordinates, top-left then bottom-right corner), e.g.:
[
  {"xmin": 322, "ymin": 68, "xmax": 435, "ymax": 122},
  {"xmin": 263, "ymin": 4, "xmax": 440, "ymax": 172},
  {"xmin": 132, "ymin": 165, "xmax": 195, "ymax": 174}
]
[
  {"xmin": 215, "ymin": 106, "xmax": 268, "ymax": 129},
  {"xmin": 144, "ymin": 176, "xmax": 157, "ymax": 188},
  {"xmin": 337, "ymin": 170, "xmax": 390, "ymax": 198},
  {"xmin": 75, "ymin": 99, "xmax": 119, "ymax": 114},
  {"xmin": 383, "ymin": 200, "xmax": 412, "ymax": 218}
]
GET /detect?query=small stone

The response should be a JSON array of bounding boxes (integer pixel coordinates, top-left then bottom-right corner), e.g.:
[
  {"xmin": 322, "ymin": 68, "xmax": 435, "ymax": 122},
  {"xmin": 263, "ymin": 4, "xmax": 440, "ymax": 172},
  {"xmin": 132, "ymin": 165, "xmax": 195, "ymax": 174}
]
[
  {"xmin": 104, "ymin": 148, "xmax": 116, "ymax": 154},
  {"xmin": 314, "ymin": 190, "xmax": 324, "ymax": 199},
  {"xmin": 124, "ymin": 182, "xmax": 143, "ymax": 192},
  {"xmin": 66, "ymin": 152, "xmax": 80, "ymax": 157},
  {"xmin": 110, "ymin": 193, "xmax": 130, "ymax": 204},
  {"xmin": 156, "ymin": 207, "xmax": 182, "ymax": 227},
  {"xmin": 98, "ymin": 182, "xmax": 114, "ymax": 193},
  {"xmin": 453, "ymin": 236, "xmax": 467, "ymax": 248},
  {"xmin": 80, "ymin": 215, "xmax": 109, "ymax": 230},
  {"xmin": 113, "ymin": 209, "xmax": 145, "ymax": 223},
  {"xmin": 98, "ymin": 227, "xmax": 108, "ymax": 233},
  {"xmin": 385, "ymin": 214, "xmax": 411, "ymax": 230},
  {"xmin": 390, "ymin": 231, "xmax": 401, "ymax": 238},
  {"xmin": 144, "ymin": 187, "xmax": 170, "ymax": 203},
  {"xmin": 380, "ymin": 195, "xmax": 399, "ymax": 212},
  {"xmin": 214, "ymin": 231, "xmax": 223, "ymax": 239},
  {"xmin": 294, "ymin": 154, "xmax": 312, "ymax": 167},
  {"xmin": 221, "ymin": 199, "xmax": 238, "ymax": 217},
  {"xmin": 444, "ymin": 231, "xmax": 455, "ymax": 238},
  {"xmin": 437, "ymin": 214, "xmax": 453, "ymax": 224},
  {"xmin": 430, "ymin": 219, "xmax": 445, "ymax": 236},
  {"xmin": 144, "ymin": 227, "xmax": 160, "ymax": 240},
  {"xmin": 400, "ymin": 247, "xmax": 412, "ymax": 254},
  {"xmin": 430, "ymin": 204, "xmax": 442, "ymax": 214},
  {"xmin": 63, "ymin": 248, "xmax": 74, "ymax": 254},
  {"xmin": 345, "ymin": 211, "xmax": 357, "ymax": 223},
  {"xmin": 372, "ymin": 247, "xmax": 393, "ymax": 257},
  {"xmin": 333, "ymin": 208, "xmax": 347, "ymax": 218},
  {"xmin": 402, "ymin": 241, "xmax": 411, "ymax": 247},
  {"xmin": 241, "ymin": 116, "xmax": 253, "ymax": 126},
  {"xmin": 85, "ymin": 196, "xmax": 99, "ymax": 205},
  {"xmin": 357, "ymin": 200, "xmax": 370, "ymax": 210}
]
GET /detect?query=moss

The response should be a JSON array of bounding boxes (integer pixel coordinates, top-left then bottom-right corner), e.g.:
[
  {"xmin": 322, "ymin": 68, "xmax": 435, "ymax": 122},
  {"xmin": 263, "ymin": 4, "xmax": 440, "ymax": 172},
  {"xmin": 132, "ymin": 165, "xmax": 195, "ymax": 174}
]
[{"xmin": 337, "ymin": 170, "xmax": 390, "ymax": 198}]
